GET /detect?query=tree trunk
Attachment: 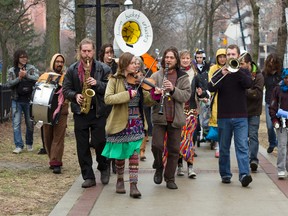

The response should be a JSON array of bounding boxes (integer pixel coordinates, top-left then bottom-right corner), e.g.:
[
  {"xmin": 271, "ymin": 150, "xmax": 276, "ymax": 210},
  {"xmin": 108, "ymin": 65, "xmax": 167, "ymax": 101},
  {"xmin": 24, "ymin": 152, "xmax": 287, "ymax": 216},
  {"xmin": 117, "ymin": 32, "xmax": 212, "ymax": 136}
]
[
  {"xmin": 45, "ymin": 0, "xmax": 60, "ymax": 69},
  {"xmin": 250, "ymin": 0, "xmax": 260, "ymax": 62},
  {"xmin": 75, "ymin": 0, "xmax": 86, "ymax": 47},
  {"xmin": 276, "ymin": 0, "xmax": 288, "ymax": 63},
  {"xmin": 0, "ymin": 38, "xmax": 9, "ymax": 83}
]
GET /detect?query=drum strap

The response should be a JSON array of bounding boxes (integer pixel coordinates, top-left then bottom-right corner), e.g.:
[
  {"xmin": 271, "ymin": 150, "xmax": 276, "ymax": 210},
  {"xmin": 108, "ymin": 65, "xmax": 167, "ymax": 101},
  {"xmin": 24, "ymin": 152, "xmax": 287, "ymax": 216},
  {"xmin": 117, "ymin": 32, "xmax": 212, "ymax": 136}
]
[{"xmin": 47, "ymin": 74, "xmax": 61, "ymax": 86}]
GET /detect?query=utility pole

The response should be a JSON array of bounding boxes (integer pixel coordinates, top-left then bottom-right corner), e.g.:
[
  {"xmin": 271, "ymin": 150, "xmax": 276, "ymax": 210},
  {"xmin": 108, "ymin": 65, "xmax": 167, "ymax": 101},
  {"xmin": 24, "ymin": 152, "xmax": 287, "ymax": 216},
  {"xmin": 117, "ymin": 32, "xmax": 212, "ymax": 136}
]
[{"xmin": 236, "ymin": 0, "xmax": 246, "ymax": 50}]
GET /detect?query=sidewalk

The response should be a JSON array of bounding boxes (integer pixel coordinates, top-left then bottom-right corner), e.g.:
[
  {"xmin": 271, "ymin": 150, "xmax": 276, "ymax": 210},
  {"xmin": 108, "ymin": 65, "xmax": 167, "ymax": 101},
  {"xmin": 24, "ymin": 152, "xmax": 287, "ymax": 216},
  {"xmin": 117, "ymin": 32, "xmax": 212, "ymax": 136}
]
[{"xmin": 50, "ymin": 140, "xmax": 288, "ymax": 216}]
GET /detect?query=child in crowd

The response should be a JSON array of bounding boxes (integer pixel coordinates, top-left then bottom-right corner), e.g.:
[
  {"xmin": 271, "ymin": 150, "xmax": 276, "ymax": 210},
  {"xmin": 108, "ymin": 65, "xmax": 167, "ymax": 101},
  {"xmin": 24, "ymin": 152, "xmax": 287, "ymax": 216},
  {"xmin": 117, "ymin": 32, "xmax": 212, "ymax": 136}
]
[{"xmin": 269, "ymin": 68, "xmax": 288, "ymax": 179}]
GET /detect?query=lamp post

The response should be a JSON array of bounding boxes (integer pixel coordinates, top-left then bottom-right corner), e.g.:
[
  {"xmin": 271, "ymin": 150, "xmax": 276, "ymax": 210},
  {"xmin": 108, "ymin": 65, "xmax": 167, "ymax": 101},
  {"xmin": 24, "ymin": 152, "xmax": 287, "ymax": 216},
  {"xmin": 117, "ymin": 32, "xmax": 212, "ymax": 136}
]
[
  {"xmin": 198, "ymin": 40, "xmax": 201, "ymax": 49},
  {"xmin": 124, "ymin": 0, "xmax": 133, "ymax": 10},
  {"xmin": 78, "ymin": 1, "xmax": 119, "ymax": 60}
]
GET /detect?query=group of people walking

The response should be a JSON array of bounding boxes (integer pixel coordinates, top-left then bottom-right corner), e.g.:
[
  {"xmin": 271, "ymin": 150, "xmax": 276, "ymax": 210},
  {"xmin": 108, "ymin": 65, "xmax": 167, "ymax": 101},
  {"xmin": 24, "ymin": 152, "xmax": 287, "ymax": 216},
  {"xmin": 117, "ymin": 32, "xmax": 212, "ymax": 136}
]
[{"xmin": 5, "ymin": 37, "xmax": 288, "ymax": 199}]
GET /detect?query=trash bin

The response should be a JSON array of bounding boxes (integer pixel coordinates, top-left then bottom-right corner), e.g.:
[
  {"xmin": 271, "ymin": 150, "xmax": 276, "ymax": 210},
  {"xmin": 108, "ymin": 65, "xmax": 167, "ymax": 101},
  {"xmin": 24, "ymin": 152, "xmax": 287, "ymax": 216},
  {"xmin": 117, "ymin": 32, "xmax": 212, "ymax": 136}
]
[{"xmin": 0, "ymin": 84, "xmax": 11, "ymax": 123}]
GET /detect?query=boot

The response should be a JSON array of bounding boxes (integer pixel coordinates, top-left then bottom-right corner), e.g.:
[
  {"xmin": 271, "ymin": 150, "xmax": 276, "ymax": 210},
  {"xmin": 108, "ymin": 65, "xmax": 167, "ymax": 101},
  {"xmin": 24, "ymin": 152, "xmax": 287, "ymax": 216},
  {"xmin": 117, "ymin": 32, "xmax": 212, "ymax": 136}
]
[
  {"xmin": 116, "ymin": 178, "xmax": 126, "ymax": 194},
  {"xmin": 140, "ymin": 136, "xmax": 147, "ymax": 161},
  {"xmin": 115, "ymin": 160, "xmax": 125, "ymax": 193},
  {"xmin": 130, "ymin": 183, "xmax": 141, "ymax": 198}
]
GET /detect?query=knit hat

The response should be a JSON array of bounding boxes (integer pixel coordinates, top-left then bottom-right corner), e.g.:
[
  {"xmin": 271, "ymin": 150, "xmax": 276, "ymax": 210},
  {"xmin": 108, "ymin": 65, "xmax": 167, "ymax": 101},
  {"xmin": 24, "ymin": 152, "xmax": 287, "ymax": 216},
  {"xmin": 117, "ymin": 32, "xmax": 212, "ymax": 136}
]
[{"xmin": 281, "ymin": 68, "xmax": 288, "ymax": 79}]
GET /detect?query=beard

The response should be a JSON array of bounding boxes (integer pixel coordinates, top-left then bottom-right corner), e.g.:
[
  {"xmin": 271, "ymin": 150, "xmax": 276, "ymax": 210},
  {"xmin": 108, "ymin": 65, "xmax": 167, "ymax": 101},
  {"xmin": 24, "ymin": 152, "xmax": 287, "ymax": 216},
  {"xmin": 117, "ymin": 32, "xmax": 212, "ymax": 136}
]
[{"xmin": 55, "ymin": 66, "xmax": 63, "ymax": 73}]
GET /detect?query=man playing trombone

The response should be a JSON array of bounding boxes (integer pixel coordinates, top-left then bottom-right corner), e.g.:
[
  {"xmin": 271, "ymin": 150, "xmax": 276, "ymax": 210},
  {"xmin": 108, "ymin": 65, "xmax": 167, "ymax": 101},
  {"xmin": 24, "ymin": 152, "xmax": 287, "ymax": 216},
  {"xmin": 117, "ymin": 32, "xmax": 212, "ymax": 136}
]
[{"xmin": 208, "ymin": 44, "xmax": 253, "ymax": 187}]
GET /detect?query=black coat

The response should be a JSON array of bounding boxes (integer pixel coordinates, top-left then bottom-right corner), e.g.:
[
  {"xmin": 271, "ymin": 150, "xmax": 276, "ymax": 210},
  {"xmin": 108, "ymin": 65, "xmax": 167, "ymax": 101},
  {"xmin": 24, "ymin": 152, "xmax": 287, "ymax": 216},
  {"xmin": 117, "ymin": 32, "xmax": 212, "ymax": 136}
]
[{"xmin": 62, "ymin": 60, "xmax": 112, "ymax": 117}]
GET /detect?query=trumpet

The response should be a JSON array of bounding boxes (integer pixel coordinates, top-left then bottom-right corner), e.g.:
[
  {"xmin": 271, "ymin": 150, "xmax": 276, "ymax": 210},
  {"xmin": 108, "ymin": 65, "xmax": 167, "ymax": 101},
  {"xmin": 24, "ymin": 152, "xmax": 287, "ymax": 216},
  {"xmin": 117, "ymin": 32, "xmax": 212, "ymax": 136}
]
[{"xmin": 210, "ymin": 52, "xmax": 247, "ymax": 86}]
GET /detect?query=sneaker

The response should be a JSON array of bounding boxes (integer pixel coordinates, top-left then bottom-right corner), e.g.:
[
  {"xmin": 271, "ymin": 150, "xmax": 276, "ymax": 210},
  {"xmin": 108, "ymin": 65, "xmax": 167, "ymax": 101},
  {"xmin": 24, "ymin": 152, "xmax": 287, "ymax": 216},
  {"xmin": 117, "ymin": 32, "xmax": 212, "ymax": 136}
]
[
  {"xmin": 278, "ymin": 171, "xmax": 286, "ymax": 179},
  {"xmin": 13, "ymin": 147, "xmax": 23, "ymax": 154},
  {"xmin": 188, "ymin": 166, "xmax": 197, "ymax": 179},
  {"xmin": 177, "ymin": 165, "xmax": 185, "ymax": 176},
  {"xmin": 221, "ymin": 177, "xmax": 231, "ymax": 184},
  {"xmin": 27, "ymin": 145, "xmax": 33, "ymax": 152},
  {"xmin": 250, "ymin": 161, "xmax": 258, "ymax": 172},
  {"xmin": 240, "ymin": 175, "xmax": 252, "ymax": 187}
]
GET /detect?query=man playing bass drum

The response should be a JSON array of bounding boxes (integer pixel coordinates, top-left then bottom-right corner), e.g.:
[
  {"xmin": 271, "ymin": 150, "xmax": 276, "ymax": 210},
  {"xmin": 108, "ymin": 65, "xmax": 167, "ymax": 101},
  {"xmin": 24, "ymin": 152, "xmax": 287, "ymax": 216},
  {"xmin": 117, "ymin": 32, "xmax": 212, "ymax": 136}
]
[{"xmin": 37, "ymin": 53, "xmax": 69, "ymax": 174}]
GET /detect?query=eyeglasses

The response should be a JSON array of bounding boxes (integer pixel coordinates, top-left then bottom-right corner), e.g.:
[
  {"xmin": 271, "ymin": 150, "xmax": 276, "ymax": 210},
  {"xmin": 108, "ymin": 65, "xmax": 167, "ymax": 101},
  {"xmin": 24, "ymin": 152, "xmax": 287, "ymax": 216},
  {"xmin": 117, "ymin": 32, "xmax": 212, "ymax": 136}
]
[
  {"xmin": 55, "ymin": 61, "xmax": 64, "ymax": 64},
  {"xmin": 19, "ymin": 56, "xmax": 28, "ymax": 59}
]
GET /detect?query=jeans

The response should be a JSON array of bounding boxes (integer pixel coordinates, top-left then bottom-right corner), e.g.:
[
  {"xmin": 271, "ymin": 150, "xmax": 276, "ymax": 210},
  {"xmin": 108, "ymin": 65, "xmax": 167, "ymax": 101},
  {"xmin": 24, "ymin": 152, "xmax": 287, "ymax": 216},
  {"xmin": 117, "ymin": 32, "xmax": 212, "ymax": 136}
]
[
  {"xmin": 265, "ymin": 103, "xmax": 277, "ymax": 148},
  {"xmin": 276, "ymin": 128, "xmax": 288, "ymax": 172},
  {"xmin": 218, "ymin": 118, "xmax": 250, "ymax": 181},
  {"xmin": 248, "ymin": 116, "xmax": 260, "ymax": 164},
  {"xmin": 12, "ymin": 100, "xmax": 34, "ymax": 148}
]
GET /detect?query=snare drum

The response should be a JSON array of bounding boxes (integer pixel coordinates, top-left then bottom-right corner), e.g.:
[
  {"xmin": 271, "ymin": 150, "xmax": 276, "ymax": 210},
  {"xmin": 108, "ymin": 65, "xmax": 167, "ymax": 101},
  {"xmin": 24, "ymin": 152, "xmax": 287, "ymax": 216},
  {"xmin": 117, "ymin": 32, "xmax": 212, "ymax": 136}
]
[{"xmin": 31, "ymin": 83, "xmax": 58, "ymax": 125}]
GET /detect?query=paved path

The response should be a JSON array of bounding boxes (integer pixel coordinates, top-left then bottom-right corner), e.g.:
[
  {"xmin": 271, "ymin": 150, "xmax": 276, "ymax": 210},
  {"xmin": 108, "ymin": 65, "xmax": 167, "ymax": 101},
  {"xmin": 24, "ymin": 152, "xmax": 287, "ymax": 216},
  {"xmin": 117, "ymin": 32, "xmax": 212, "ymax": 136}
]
[{"xmin": 49, "ymin": 140, "xmax": 288, "ymax": 216}]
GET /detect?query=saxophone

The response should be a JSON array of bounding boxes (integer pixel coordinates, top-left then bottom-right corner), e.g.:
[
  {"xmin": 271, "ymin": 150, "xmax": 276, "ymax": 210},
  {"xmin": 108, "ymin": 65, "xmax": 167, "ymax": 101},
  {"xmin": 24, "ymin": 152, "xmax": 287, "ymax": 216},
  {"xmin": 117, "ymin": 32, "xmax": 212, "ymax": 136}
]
[{"xmin": 80, "ymin": 59, "xmax": 96, "ymax": 114}]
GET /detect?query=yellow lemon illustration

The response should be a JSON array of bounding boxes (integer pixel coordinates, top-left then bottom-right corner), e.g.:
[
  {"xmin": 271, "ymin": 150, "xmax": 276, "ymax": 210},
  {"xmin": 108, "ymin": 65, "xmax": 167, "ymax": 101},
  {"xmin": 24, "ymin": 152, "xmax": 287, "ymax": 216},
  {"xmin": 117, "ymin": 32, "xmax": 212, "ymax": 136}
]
[{"xmin": 122, "ymin": 21, "xmax": 141, "ymax": 45}]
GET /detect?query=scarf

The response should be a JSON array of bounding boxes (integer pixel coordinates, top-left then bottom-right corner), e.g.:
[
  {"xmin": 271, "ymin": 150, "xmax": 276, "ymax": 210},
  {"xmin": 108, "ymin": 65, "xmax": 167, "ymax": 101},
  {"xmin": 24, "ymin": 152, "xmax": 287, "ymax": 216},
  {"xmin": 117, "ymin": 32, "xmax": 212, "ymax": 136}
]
[
  {"xmin": 78, "ymin": 61, "xmax": 85, "ymax": 83},
  {"xmin": 181, "ymin": 65, "xmax": 191, "ymax": 71}
]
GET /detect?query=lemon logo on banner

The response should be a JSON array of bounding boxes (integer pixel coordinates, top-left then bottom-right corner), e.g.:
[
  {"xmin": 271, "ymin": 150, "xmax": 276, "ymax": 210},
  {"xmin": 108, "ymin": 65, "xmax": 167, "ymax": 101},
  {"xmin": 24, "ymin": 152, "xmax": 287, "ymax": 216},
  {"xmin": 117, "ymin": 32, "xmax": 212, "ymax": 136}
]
[
  {"xmin": 122, "ymin": 21, "xmax": 140, "ymax": 44},
  {"xmin": 114, "ymin": 9, "xmax": 153, "ymax": 56}
]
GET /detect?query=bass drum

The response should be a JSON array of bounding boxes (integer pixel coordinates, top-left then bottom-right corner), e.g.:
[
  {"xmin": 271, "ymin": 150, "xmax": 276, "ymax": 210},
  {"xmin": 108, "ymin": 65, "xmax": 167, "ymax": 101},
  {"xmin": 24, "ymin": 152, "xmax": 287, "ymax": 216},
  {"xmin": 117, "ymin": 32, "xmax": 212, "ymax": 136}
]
[{"xmin": 30, "ymin": 83, "xmax": 58, "ymax": 125}]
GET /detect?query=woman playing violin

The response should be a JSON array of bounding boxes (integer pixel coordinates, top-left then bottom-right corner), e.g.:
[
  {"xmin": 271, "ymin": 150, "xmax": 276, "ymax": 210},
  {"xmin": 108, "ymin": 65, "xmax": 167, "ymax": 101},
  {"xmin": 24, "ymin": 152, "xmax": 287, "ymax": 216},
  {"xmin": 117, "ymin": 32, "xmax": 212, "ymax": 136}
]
[{"xmin": 102, "ymin": 52, "xmax": 155, "ymax": 198}]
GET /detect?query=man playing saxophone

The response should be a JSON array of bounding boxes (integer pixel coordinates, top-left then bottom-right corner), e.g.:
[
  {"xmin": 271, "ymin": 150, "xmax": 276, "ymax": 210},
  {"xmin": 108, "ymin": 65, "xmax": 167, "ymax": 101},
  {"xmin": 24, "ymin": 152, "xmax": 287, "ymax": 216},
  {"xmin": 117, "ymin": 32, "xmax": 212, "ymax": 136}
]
[{"xmin": 63, "ymin": 38, "xmax": 112, "ymax": 188}]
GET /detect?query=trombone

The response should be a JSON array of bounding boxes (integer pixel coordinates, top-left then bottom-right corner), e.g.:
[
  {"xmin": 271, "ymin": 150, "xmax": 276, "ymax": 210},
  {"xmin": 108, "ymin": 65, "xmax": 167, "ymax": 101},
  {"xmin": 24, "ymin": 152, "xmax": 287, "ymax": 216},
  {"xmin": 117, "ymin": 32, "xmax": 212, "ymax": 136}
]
[{"xmin": 210, "ymin": 52, "xmax": 247, "ymax": 86}]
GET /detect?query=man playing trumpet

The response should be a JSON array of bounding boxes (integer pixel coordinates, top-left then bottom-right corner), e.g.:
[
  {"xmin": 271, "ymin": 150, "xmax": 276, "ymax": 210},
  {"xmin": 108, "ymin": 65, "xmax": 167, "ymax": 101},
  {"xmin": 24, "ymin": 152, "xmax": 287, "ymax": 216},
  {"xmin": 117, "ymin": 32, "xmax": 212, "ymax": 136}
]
[{"xmin": 208, "ymin": 44, "xmax": 253, "ymax": 187}]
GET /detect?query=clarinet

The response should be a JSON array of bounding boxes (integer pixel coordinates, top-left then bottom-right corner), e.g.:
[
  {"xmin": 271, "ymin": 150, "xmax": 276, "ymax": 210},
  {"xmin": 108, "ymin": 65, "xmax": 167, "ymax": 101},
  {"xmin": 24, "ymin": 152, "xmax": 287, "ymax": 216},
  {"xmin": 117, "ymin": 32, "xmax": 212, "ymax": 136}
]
[{"xmin": 158, "ymin": 64, "xmax": 169, "ymax": 115}]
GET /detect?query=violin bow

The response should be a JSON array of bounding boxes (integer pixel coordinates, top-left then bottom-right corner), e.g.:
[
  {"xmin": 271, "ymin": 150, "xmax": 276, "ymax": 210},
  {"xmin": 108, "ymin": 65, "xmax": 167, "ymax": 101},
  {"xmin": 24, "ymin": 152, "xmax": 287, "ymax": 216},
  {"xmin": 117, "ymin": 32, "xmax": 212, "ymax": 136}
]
[{"xmin": 135, "ymin": 47, "xmax": 163, "ymax": 92}]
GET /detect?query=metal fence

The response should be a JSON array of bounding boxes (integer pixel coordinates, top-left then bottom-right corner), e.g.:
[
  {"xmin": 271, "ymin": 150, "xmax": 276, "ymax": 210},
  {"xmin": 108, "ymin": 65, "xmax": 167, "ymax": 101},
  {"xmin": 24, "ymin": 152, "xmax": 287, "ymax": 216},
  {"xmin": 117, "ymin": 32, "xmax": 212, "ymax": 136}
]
[{"xmin": 0, "ymin": 84, "xmax": 11, "ymax": 123}]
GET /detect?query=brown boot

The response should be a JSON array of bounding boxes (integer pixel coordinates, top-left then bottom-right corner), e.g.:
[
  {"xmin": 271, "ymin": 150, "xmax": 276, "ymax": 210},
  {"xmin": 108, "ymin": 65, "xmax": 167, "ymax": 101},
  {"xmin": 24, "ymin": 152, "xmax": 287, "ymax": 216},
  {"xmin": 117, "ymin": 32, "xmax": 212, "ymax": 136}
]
[
  {"xmin": 130, "ymin": 183, "xmax": 141, "ymax": 198},
  {"xmin": 116, "ymin": 178, "xmax": 126, "ymax": 194}
]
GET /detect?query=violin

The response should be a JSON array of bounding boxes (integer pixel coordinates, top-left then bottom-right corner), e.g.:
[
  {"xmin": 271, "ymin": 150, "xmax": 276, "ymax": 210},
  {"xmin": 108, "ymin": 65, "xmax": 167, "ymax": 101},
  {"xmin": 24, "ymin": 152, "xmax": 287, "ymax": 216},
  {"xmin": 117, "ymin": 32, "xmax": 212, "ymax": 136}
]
[{"xmin": 126, "ymin": 71, "xmax": 156, "ymax": 91}]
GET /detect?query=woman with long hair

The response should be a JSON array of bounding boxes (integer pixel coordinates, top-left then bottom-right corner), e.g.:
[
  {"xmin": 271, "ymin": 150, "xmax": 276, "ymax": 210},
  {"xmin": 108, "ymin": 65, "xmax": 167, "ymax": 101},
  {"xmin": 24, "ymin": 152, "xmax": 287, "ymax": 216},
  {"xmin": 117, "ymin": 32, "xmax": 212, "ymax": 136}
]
[
  {"xmin": 102, "ymin": 52, "xmax": 154, "ymax": 198},
  {"xmin": 262, "ymin": 53, "xmax": 282, "ymax": 153}
]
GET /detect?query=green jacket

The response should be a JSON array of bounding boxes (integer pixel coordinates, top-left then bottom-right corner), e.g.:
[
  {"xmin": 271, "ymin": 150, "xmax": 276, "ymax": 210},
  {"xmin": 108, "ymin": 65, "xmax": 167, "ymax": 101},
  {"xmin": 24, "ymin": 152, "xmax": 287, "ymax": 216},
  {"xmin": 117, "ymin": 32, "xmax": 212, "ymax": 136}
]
[
  {"xmin": 150, "ymin": 68, "xmax": 191, "ymax": 128},
  {"xmin": 104, "ymin": 76, "xmax": 155, "ymax": 135}
]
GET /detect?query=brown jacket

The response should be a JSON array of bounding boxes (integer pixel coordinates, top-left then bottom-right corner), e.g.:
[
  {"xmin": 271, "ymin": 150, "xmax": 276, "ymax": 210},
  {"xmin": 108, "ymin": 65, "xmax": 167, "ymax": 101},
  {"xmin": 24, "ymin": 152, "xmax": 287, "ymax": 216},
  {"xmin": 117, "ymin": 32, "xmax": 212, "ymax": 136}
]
[{"xmin": 150, "ymin": 68, "xmax": 191, "ymax": 128}]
